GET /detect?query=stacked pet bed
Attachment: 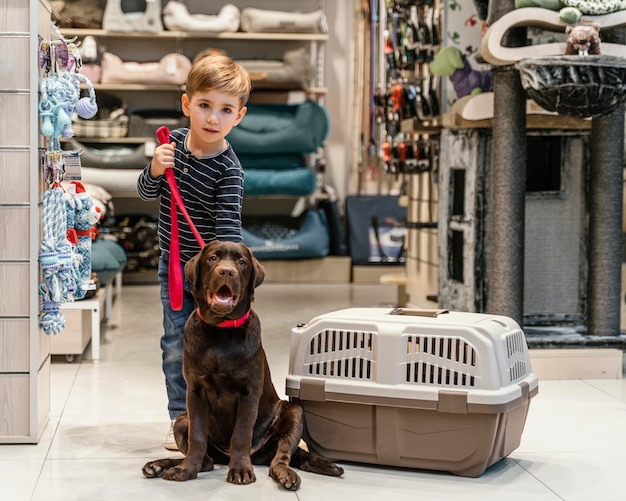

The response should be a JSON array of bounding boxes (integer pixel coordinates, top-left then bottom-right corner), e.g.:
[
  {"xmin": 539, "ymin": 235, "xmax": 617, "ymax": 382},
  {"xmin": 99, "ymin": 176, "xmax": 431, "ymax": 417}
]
[
  {"xmin": 226, "ymin": 100, "xmax": 332, "ymax": 259},
  {"xmin": 238, "ymin": 48, "xmax": 313, "ymax": 88},
  {"xmin": 240, "ymin": 7, "xmax": 327, "ymax": 33},
  {"xmin": 71, "ymin": 99, "xmax": 332, "ymax": 260},
  {"xmin": 233, "ymin": 100, "xmax": 329, "ymax": 199},
  {"xmin": 159, "ymin": 2, "xmax": 327, "ymax": 34}
]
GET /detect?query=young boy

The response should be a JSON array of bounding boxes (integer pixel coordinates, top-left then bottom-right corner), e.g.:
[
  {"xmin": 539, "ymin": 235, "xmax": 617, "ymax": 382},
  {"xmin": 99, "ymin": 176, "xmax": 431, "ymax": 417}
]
[{"xmin": 137, "ymin": 53, "xmax": 251, "ymax": 450}]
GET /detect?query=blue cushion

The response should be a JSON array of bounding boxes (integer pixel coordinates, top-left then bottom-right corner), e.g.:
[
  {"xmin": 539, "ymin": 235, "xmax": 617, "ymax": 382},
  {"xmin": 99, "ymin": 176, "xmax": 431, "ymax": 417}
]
[
  {"xmin": 244, "ymin": 168, "xmax": 315, "ymax": 196},
  {"xmin": 227, "ymin": 100, "xmax": 330, "ymax": 155},
  {"xmin": 91, "ymin": 239, "xmax": 127, "ymax": 284},
  {"xmin": 239, "ymin": 153, "xmax": 304, "ymax": 170}
]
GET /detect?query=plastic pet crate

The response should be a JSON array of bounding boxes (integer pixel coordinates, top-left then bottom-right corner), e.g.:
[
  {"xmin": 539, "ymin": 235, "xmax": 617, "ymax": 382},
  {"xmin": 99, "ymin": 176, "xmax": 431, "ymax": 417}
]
[{"xmin": 286, "ymin": 307, "xmax": 538, "ymax": 477}]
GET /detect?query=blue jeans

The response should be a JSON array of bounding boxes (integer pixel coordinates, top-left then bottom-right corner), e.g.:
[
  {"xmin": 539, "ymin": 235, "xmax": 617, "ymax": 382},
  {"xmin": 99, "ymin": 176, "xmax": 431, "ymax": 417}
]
[{"xmin": 158, "ymin": 254, "xmax": 195, "ymax": 420}]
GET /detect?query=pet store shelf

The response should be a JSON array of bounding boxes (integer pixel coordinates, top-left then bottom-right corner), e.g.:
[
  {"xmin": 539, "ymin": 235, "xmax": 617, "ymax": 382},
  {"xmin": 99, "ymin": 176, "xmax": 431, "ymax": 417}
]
[
  {"xmin": 83, "ymin": 83, "xmax": 328, "ymax": 96},
  {"xmin": 60, "ymin": 2, "xmax": 336, "ymax": 270},
  {"xmin": 90, "ymin": 83, "xmax": 183, "ymax": 92},
  {"xmin": 61, "ymin": 136, "xmax": 152, "ymax": 144},
  {"xmin": 59, "ymin": 28, "xmax": 329, "ymax": 42}
]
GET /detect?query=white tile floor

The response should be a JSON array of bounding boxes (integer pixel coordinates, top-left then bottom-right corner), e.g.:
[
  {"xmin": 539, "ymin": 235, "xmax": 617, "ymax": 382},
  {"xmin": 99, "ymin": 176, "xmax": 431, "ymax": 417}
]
[{"xmin": 2, "ymin": 282, "xmax": 626, "ymax": 501}]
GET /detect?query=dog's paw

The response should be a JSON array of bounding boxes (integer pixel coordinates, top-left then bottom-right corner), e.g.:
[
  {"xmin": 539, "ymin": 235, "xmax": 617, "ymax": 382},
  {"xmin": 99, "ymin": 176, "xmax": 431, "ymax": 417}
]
[
  {"xmin": 269, "ymin": 464, "xmax": 301, "ymax": 491},
  {"xmin": 227, "ymin": 465, "xmax": 256, "ymax": 485},
  {"xmin": 142, "ymin": 458, "xmax": 181, "ymax": 478},
  {"xmin": 142, "ymin": 460, "xmax": 165, "ymax": 478},
  {"xmin": 162, "ymin": 465, "xmax": 198, "ymax": 482}
]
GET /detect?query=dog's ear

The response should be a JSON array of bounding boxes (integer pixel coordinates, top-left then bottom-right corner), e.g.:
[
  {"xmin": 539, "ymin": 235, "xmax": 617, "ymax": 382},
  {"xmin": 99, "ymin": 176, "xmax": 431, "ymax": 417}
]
[
  {"xmin": 185, "ymin": 242, "xmax": 213, "ymax": 286},
  {"xmin": 253, "ymin": 257, "xmax": 265, "ymax": 288},
  {"xmin": 184, "ymin": 247, "xmax": 202, "ymax": 283},
  {"xmin": 243, "ymin": 244, "xmax": 265, "ymax": 293}
]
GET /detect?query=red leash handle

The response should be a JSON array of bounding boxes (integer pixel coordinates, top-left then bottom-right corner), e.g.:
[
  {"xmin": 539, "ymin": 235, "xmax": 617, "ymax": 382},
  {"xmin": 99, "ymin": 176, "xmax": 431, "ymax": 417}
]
[
  {"xmin": 156, "ymin": 126, "xmax": 204, "ymax": 247},
  {"xmin": 156, "ymin": 126, "xmax": 204, "ymax": 311}
]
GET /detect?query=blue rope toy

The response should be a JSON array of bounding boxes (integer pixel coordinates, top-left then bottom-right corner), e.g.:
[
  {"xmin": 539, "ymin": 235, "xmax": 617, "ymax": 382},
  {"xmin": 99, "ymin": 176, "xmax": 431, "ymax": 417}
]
[{"xmin": 38, "ymin": 36, "xmax": 99, "ymax": 335}]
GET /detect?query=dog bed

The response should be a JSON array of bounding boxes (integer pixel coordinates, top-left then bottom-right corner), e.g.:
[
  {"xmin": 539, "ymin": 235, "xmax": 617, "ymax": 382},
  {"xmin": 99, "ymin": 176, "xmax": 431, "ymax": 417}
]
[
  {"xmin": 240, "ymin": 7, "xmax": 327, "ymax": 33},
  {"xmin": 238, "ymin": 48, "xmax": 313, "ymax": 87},
  {"xmin": 101, "ymin": 52, "xmax": 192, "ymax": 86},
  {"xmin": 242, "ymin": 209, "xmax": 329, "ymax": 260},
  {"xmin": 71, "ymin": 92, "xmax": 129, "ymax": 138},
  {"xmin": 102, "ymin": 0, "xmax": 163, "ymax": 33},
  {"xmin": 243, "ymin": 168, "xmax": 315, "ymax": 196},
  {"xmin": 91, "ymin": 238, "xmax": 127, "ymax": 284},
  {"xmin": 50, "ymin": 0, "xmax": 106, "ymax": 29},
  {"xmin": 227, "ymin": 100, "xmax": 330, "ymax": 155},
  {"xmin": 72, "ymin": 109, "xmax": 129, "ymax": 138},
  {"xmin": 127, "ymin": 108, "xmax": 189, "ymax": 138},
  {"xmin": 162, "ymin": 2, "xmax": 240, "ymax": 32},
  {"xmin": 77, "ymin": 166, "xmax": 141, "ymax": 198},
  {"xmin": 238, "ymin": 153, "xmax": 304, "ymax": 170},
  {"xmin": 66, "ymin": 140, "xmax": 150, "ymax": 170}
]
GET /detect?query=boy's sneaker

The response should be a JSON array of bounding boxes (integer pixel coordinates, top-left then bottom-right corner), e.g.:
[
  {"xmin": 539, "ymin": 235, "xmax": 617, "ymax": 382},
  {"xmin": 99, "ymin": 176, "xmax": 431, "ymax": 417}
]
[{"xmin": 165, "ymin": 420, "xmax": 178, "ymax": 451}]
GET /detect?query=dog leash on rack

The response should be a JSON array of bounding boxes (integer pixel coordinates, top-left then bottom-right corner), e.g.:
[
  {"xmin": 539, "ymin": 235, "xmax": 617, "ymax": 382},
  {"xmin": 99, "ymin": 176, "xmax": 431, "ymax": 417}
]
[{"xmin": 156, "ymin": 126, "xmax": 205, "ymax": 311}]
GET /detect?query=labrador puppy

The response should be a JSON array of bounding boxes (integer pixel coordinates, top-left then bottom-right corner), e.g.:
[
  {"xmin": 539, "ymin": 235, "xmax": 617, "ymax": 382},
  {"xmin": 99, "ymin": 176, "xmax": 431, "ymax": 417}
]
[{"xmin": 142, "ymin": 241, "xmax": 343, "ymax": 490}]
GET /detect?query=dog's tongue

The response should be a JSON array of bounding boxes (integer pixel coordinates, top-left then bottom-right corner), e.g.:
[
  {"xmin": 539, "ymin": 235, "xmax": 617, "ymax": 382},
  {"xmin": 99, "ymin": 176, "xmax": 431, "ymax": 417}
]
[
  {"xmin": 209, "ymin": 285, "xmax": 237, "ymax": 309},
  {"xmin": 215, "ymin": 287, "xmax": 234, "ymax": 305}
]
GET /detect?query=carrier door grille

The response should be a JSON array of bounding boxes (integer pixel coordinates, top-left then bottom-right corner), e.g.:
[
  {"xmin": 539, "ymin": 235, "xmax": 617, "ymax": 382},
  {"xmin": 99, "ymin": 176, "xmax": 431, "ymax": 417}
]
[
  {"xmin": 404, "ymin": 335, "xmax": 477, "ymax": 387},
  {"xmin": 305, "ymin": 329, "xmax": 375, "ymax": 380},
  {"xmin": 505, "ymin": 329, "xmax": 530, "ymax": 383}
]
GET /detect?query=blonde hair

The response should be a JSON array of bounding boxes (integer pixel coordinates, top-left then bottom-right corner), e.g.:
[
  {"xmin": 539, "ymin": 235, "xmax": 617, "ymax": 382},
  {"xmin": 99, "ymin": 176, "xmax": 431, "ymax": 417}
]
[{"xmin": 186, "ymin": 52, "xmax": 251, "ymax": 108}]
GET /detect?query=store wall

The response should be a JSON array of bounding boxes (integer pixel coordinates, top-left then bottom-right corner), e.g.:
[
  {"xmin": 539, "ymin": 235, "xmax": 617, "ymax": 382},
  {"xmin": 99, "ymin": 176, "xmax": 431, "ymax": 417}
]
[{"xmin": 321, "ymin": 0, "xmax": 356, "ymax": 203}]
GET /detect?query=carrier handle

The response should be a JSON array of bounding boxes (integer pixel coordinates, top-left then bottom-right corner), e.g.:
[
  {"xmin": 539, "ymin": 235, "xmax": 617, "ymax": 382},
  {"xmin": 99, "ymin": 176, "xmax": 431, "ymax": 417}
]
[{"xmin": 390, "ymin": 308, "xmax": 449, "ymax": 318}]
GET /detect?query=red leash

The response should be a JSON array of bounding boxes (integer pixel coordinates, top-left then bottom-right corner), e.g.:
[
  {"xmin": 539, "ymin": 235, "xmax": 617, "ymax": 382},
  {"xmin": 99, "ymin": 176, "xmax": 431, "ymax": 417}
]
[{"xmin": 156, "ymin": 126, "xmax": 205, "ymax": 310}]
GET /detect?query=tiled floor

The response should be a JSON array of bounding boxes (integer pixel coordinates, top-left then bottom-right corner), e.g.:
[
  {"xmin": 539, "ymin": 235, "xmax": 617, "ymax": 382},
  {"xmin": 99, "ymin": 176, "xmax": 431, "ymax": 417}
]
[{"xmin": 2, "ymin": 281, "xmax": 626, "ymax": 501}]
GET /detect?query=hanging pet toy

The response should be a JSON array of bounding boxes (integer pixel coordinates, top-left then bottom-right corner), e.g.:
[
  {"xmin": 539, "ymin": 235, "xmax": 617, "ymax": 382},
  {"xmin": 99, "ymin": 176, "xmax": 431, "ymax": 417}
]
[
  {"xmin": 39, "ymin": 153, "xmax": 68, "ymax": 335},
  {"xmin": 38, "ymin": 38, "xmax": 99, "ymax": 145}
]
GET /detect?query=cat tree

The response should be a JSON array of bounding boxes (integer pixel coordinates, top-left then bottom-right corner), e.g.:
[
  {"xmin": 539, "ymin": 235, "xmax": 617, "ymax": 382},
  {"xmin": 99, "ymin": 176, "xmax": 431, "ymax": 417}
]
[{"xmin": 482, "ymin": 2, "xmax": 626, "ymax": 339}]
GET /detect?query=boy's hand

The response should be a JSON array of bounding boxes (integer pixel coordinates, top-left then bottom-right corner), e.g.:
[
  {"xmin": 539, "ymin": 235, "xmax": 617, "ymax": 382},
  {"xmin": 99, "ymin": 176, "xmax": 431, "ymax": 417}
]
[{"xmin": 150, "ymin": 141, "xmax": 176, "ymax": 178}]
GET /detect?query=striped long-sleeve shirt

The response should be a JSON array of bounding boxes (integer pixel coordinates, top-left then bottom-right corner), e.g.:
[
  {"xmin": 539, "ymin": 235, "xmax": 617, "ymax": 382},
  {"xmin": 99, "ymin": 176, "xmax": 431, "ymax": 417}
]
[{"xmin": 136, "ymin": 128, "xmax": 244, "ymax": 263}]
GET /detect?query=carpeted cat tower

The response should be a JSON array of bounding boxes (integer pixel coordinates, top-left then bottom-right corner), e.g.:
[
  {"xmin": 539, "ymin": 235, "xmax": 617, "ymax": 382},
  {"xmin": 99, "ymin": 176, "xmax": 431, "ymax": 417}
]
[{"xmin": 482, "ymin": 2, "xmax": 626, "ymax": 338}]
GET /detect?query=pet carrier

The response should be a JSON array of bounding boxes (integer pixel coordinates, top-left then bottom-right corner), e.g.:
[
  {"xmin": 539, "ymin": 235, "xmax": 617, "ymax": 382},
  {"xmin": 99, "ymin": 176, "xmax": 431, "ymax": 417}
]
[{"xmin": 287, "ymin": 307, "xmax": 538, "ymax": 477}]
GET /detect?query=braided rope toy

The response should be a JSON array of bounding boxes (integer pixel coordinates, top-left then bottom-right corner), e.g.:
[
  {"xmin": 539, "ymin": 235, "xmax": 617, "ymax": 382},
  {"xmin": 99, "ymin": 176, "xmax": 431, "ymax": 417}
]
[{"xmin": 39, "ymin": 177, "xmax": 67, "ymax": 336}]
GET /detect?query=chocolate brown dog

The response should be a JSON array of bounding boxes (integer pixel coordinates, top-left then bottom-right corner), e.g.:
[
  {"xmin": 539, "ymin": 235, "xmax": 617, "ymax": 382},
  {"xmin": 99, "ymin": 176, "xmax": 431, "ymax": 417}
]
[{"xmin": 142, "ymin": 241, "xmax": 343, "ymax": 490}]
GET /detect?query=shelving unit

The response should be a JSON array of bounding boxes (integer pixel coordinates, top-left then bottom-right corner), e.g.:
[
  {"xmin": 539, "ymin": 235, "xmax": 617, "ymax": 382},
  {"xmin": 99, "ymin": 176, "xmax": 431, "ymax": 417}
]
[
  {"xmin": 58, "ymin": 4, "xmax": 330, "ymax": 194},
  {"xmin": 56, "ymin": 1, "xmax": 349, "ymax": 282},
  {"xmin": 59, "ymin": 28, "xmax": 327, "ymax": 98}
]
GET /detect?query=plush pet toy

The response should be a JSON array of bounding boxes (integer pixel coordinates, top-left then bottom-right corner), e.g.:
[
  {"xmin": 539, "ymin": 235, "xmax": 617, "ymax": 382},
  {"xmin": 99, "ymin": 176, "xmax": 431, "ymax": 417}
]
[
  {"xmin": 65, "ymin": 181, "xmax": 101, "ymax": 300},
  {"xmin": 429, "ymin": 46, "xmax": 494, "ymax": 97},
  {"xmin": 515, "ymin": 0, "xmax": 626, "ymax": 24},
  {"xmin": 565, "ymin": 22, "xmax": 602, "ymax": 54}
]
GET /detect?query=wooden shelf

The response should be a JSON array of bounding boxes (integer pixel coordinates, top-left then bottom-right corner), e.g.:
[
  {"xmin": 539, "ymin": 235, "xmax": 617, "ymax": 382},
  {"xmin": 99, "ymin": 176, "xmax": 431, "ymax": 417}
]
[
  {"xmin": 85, "ymin": 83, "xmax": 327, "ymax": 94},
  {"xmin": 91, "ymin": 83, "xmax": 183, "ymax": 92},
  {"xmin": 63, "ymin": 136, "xmax": 152, "ymax": 144},
  {"xmin": 59, "ymin": 28, "xmax": 329, "ymax": 42}
]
